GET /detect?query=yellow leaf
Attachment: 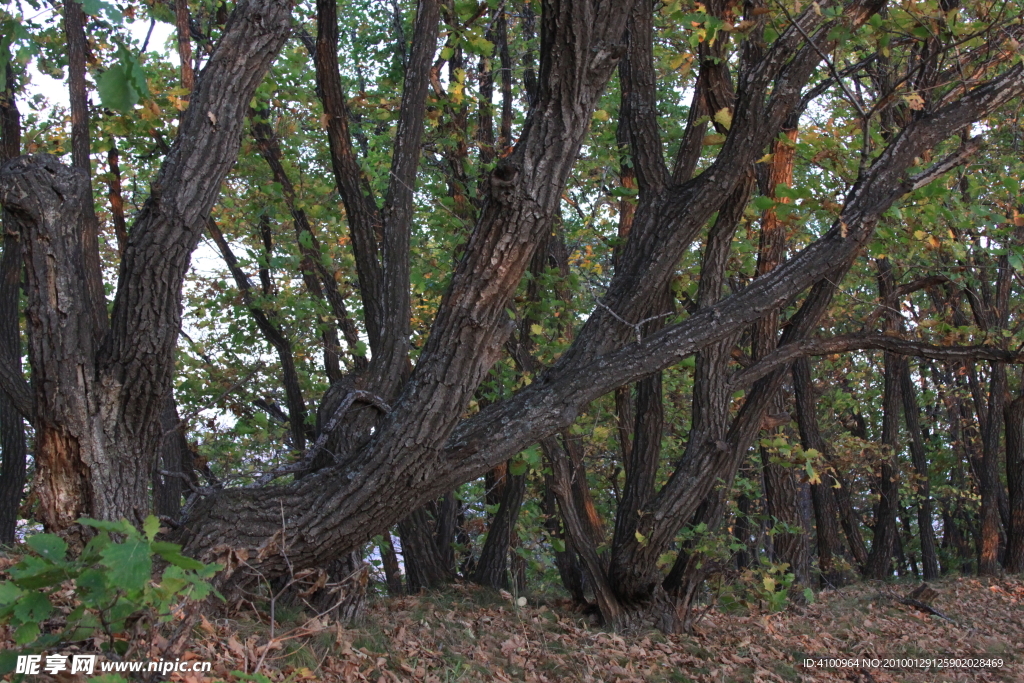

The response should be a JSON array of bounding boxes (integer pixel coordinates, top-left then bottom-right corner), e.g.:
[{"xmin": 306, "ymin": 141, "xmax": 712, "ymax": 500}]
[
  {"xmin": 713, "ymin": 107, "xmax": 733, "ymax": 130},
  {"xmin": 756, "ymin": 153, "xmax": 774, "ymax": 164},
  {"xmin": 903, "ymin": 92, "xmax": 925, "ymax": 111},
  {"xmin": 530, "ymin": 323, "xmax": 543, "ymax": 335},
  {"xmin": 763, "ymin": 576, "xmax": 776, "ymax": 592},
  {"xmin": 635, "ymin": 530, "xmax": 647, "ymax": 546},
  {"xmin": 593, "ymin": 109, "xmax": 610, "ymax": 122},
  {"xmin": 702, "ymin": 133, "xmax": 727, "ymax": 146},
  {"xmin": 914, "ymin": 230, "xmax": 926, "ymax": 240}
]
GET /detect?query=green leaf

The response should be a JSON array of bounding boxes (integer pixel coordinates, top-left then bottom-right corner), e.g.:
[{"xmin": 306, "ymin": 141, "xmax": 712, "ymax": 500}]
[
  {"xmin": 550, "ymin": 537, "xmax": 566, "ymax": 553},
  {"xmin": 13, "ymin": 621, "xmax": 40, "ymax": 645},
  {"xmin": 13, "ymin": 591, "xmax": 52, "ymax": 622},
  {"xmin": 468, "ymin": 36, "xmax": 494, "ymax": 56},
  {"xmin": 143, "ymin": 515, "xmax": 160, "ymax": 542},
  {"xmin": 27, "ymin": 534, "xmax": 68, "ymax": 563},
  {"xmin": 80, "ymin": 517, "xmax": 135, "ymax": 535},
  {"xmin": 509, "ymin": 458, "xmax": 528, "ymax": 476},
  {"xmin": 100, "ymin": 536, "xmax": 152, "ymax": 592},
  {"xmin": 0, "ymin": 581, "xmax": 24, "ymax": 606},
  {"xmin": 77, "ymin": 567, "xmax": 114, "ymax": 603},
  {"xmin": 151, "ymin": 542, "xmax": 205, "ymax": 571},
  {"xmin": 118, "ymin": 44, "xmax": 149, "ymax": 98},
  {"xmin": 9, "ymin": 556, "xmax": 69, "ymax": 589},
  {"xmin": 79, "ymin": 0, "xmax": 122, "ymax": 21},
  {"xmin": 97, "ymin": 65, "xmax": 140, "ymax": 113}
]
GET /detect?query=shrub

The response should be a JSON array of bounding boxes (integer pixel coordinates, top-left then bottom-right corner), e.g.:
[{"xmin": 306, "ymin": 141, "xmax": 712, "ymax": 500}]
[{"xmin": 0, "ymin": 516, "xmax": 221, "ymax": 673}]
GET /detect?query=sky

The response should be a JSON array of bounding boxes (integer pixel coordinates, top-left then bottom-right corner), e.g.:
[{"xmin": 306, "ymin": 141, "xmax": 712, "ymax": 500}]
[{"xmin": 24, "ymin": 17, "xmax": 175, "ymax": 108}]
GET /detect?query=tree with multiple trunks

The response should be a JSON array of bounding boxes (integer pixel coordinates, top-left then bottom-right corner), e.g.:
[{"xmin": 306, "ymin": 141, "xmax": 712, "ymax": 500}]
[{"xmin": 1, "ymin": 0, "xmax": 1024, "ymax": 632}]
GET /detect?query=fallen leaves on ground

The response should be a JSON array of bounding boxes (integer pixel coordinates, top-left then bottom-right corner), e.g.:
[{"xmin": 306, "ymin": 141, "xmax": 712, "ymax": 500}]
[{"xmin": 4, "ymin": 575, "xmax": 1022, "ymax": 682}]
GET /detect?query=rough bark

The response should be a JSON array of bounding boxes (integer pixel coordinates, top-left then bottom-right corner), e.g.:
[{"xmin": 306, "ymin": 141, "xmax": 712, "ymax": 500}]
[
  {"xmin": 105, "ymin": 141, "xmax": 128, "ymax": 256},
  {"xmin": 0, "ymin": 0, "xmax": 293, "ymax": 532},
  {"xmin": 1004, "ymin": 394, "xmax": 1024, "ymax": 573},
  {"xmin": 0, "ymin": 74, "xmax": 25, "ymax": 543},
  {"xmin": 62, "ymin": 0, "xmax": 106, "ymax": 343},
  {"xmin": 175, "ymin": 0, "xmax": 196, "ymax": 91},
  {"xmin": 380, "ymin": 533, "xmax": 404, "ymax": 596},
  {"xmin": 153, "ymin": 395, "xmax": 193, "ymax": 520},
  {"xmin": 978, "ymin": 362, "xmax": 1006, "ymax": 575},
  {"xmin": 754, "ymin": 121, "xmax": 811, "ymax": 587},
  {"xmin": 899, "ymin": 359, "xmax": 940, "ymax": 580},
  {"xmin": 399, "ymin": 507, "xmax": 453, "ymax": 592},
  {"xmin": 473, "ymin": 469, "xmax": 527, "ymax": 590},
  {"xmin": 177, "ymin": 55, "xmax": 1024, "ymax": 591},
  {"xmin": 541, "ymin": 469, "xmax": 586, "ymax": 603},
  {"xmin": 864, "ymin": 259, "xmax": 903, "ymax": 581},
  {"xmin": 793, "ymin": 358, "xmax": 849, "ymax": 586}
]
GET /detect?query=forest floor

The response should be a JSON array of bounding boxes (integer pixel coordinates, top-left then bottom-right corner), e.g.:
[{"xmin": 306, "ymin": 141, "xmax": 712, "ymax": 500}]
[{"xmin": 173, "ymin": 574, "xmax": 1023, "ymax": 683}]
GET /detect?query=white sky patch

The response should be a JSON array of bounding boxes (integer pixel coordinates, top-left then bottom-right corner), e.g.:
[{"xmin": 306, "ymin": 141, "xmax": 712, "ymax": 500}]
[{"xmin": 24, "ymin": 19, "xmax": 176, "ymax": 108}]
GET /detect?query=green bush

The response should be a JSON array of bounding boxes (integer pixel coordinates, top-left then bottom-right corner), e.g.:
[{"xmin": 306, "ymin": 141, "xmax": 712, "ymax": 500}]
[{"xmin": 0, "ymin": 516, "xmax": 221, "ymax": 673}]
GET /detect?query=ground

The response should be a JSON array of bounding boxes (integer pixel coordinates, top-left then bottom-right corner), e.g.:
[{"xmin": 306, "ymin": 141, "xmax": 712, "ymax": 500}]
[{"xmin": 167, "ymin": 575, "xmax": 1022, "ymax": 683}]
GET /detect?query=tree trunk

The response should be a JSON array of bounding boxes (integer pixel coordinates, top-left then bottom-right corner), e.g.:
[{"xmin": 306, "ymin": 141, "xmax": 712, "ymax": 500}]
[
  {"xmin": 153, "ymin": 394, "xmax": 193, "ymax": 520},
  {"xmin": 864, "ymin": 258, "xmax": 903, "ymax": 580},
  {"xmin": 753, "ymin": 121, "xmax": 811, "ymax": 586},
  {"xmin": 0, "ymin": 69, "xmax": 26, "ymax": 544},
  {"xmin": 793, "ymin": 358, "xmax": 849, "ymax": 586},
  {"xmin": 309, "ymin": 551, "xmax": 368, "ymax": 625},
  {"xmin": 399, "ymin": 507, "xmax": 454, "ymax": 592},
  {"xmin": 542, "ymin": 468, "xmax": 586, "ymax": 604},
  {"xmin": 899, "ymin": 359, "xmax": 940, "ymax": 579},
  {"xmin": 380, "ymin": 533, "xmax": 404, "ymax": 596},
  {"xmin": 978, "ymin": 362, "xmax": 1006, "ymax": 575},
  {"xmin": 864, "ymin": 352, "xmax": 902, "ymax": 580},
  {"xmin": 474, "ymin": 468, "xmax": 527, "ymax": 590},
  {"xmin": 0, "ymin": 0, "xmax": 293, "ymax": 534},
  {"xmin": 1004, "ymin": 394, "xmax": 1024, "ymax": 573}
]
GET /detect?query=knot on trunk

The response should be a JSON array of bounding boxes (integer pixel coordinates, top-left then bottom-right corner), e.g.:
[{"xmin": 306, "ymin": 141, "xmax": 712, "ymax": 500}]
[{"xmin": 0, "ymin": 154, "xmax": 90, "ymax": 222}]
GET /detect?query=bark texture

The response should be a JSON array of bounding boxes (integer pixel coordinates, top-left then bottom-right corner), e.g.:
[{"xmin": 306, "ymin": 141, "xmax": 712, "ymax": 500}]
[{"xmin": 0, "ymin": 0, "xmax": 293, "ymax": 532}]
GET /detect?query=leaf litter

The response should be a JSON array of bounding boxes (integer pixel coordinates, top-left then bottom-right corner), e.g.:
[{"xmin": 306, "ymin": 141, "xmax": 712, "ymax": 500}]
[{"xmin": 3, "ymin": 575, "xmax": 1021, "ymax": 682}]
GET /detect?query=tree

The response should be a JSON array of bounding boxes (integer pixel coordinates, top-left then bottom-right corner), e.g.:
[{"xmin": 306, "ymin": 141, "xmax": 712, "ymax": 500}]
[{"xmin": 2, "ymin": 0, "xmax": 1024, "ymax": 631}]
